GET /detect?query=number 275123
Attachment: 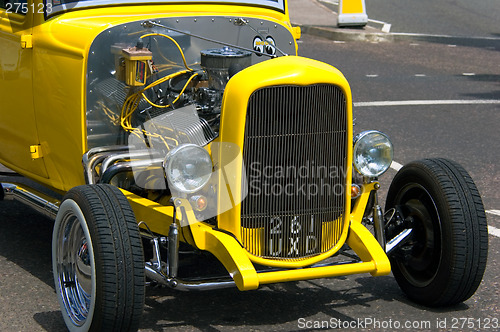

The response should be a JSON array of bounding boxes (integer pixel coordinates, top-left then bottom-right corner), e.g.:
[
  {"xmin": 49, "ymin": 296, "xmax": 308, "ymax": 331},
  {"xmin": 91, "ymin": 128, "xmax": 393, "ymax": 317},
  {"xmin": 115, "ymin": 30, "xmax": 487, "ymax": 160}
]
[{"xmin": 6, "ymin": 2, "xmax": 53, "ymax": 14}]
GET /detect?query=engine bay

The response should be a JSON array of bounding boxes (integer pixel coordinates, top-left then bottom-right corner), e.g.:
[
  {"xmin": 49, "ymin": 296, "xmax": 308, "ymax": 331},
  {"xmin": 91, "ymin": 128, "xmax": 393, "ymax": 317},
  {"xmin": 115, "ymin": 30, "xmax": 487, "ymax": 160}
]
[
  {"xmin": 84, "ymin": 16, "xmax": 296, "ymax": 210},
  {"xmin": 87, "ymin": 16, "xmax": 296, "ymax": 150}
]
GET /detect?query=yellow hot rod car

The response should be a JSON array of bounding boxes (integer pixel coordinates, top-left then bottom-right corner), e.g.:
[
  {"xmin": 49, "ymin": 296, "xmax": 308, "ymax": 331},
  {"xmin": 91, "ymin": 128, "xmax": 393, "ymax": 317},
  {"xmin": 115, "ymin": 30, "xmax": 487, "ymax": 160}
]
[{"xmin": 0, "ymin": 0, "xmax": 488, "ymax": 331}]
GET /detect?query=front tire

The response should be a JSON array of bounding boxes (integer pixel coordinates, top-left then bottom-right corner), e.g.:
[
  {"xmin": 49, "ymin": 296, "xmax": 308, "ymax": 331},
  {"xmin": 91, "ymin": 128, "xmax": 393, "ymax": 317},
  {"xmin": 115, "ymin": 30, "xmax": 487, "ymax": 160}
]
[
  {"xmin": 386, "ymin": 159, "xmax": 488, "ymax": 306},
  {"xmin": 52, "ymin": 184, "xmax": 145, "ymax": 331}
]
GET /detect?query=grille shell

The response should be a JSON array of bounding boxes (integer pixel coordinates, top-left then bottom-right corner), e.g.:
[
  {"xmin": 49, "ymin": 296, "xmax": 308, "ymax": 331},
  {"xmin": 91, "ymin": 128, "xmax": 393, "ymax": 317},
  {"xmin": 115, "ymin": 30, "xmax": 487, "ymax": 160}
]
[{"xmin": 241, "ymin": 84, "xmax": 348, "ymax": 260}]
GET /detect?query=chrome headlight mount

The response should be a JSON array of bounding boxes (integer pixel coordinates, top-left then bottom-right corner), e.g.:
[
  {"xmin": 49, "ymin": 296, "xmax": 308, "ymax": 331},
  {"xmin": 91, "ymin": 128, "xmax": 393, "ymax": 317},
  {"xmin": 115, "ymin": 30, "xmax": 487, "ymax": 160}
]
[
  {"xmin": 163, "ymin": 144, "xmax": 213, "ymax": 195},
  {"xmin": 353, "ymin": 130, "xmax": 394, "ymax": 178}
]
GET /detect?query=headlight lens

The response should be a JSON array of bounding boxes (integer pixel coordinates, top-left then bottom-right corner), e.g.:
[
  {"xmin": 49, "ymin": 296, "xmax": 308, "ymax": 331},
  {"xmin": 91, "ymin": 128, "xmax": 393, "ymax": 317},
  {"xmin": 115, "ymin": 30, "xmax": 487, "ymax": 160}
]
[
  {"xmin": 164, "ymin": 144, "xmax": 213, "ymax": 193},
  {"xmin": 353, "ymin": 130, "xmax": 393, "ymax": 177}
]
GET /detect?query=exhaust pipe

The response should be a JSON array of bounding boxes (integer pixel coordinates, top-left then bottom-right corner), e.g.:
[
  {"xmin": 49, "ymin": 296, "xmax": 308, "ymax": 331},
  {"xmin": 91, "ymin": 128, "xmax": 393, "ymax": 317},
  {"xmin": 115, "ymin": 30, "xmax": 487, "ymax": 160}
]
[
  {"xmin": 145, "ymin": 263, "xmax": 236, "ymax": 291},
  {"xmin": 1, "ymin": 182, "xmax": 59, "ymax": 219},
  {"xmin": 143, "ymin": 221, "xmax": 236, "ymax": 291}
]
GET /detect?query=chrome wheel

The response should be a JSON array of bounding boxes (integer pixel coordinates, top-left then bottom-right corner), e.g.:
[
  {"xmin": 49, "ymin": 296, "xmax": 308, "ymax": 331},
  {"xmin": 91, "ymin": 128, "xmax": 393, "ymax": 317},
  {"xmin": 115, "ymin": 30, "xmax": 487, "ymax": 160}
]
[
  {"xmin": 53, "ymin": 199, "xmax": 96, "ymax": 330},
  {"xmin": 52, "ymin": 184, "xmax": 144, "ymax": 331}
]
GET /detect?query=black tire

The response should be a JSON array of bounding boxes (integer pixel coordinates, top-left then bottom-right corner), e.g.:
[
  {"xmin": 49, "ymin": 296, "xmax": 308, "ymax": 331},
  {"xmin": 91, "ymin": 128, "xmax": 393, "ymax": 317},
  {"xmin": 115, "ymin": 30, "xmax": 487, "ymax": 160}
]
[
  {"xmin": 52, "ymin": 184, "xmax": 145, "ymax": 331},
  {"xmin": 386, "ymin": 158, "xmax": 488, "ymax": 307}
]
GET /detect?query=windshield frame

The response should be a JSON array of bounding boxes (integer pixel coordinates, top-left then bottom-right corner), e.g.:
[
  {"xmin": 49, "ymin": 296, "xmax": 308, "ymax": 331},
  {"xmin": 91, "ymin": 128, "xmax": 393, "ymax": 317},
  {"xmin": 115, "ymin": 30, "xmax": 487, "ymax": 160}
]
[{"xmin": 45, "ymin": 0, "xmax": 286, "ymax": 18}]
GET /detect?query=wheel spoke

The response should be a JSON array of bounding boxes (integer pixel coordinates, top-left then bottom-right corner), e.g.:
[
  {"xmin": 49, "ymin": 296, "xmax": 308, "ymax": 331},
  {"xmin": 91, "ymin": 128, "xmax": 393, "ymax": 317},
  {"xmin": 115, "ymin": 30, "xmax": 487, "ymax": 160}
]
[{"xmin": 56, "ymin": 210, "xmax": 92, "ymax": 327}]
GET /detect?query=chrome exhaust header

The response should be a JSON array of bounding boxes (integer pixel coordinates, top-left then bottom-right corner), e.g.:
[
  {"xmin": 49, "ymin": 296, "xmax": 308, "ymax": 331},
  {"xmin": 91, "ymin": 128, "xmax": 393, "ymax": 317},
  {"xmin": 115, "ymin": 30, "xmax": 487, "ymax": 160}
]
[
  {"xmin": 142, "ymin": 219, "xmax": 236, "ymax": 291},
  {"xmin": 145, "ymin": 263, "xmax": 236, "ymax": 291}
]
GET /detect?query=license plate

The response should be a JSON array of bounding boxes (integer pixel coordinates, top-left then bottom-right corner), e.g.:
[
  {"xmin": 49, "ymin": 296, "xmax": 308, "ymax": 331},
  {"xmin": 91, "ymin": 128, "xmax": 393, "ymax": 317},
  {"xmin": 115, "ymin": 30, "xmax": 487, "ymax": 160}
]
[{"xmin": 265, "ymin": 215, "xmax": 322, "ymax": 258}]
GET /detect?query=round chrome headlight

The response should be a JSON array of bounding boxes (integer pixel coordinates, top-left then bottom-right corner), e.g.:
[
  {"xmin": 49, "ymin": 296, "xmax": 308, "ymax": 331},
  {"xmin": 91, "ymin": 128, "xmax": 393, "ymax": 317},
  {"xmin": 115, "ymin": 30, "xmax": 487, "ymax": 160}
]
[
  {"xmin": 353, "ymin": 130, "xmax": 393, "ymax": 177},
  {"xmin": 164, "ymin": 144, "xmax": 213, "ymax": 193}
]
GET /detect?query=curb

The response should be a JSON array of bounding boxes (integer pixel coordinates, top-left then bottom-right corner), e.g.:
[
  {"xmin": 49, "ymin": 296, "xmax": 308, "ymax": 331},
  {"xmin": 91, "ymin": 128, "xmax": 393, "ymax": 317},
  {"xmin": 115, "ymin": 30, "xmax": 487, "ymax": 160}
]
[
  {"xmin": 298, "ymin": 25, "xmax": 393, "ymax": 43},
  {"xmin": 298, "ymin": 25, "xmax": 500, "ymax": 48}
]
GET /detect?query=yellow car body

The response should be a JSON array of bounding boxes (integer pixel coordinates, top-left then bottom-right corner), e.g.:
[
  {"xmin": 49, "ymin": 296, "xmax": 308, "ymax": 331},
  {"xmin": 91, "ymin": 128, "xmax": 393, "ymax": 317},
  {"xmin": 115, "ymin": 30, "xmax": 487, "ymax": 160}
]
[{"xmin": 1, "ymin": 0, "xmax": 389, "ymax": 281}]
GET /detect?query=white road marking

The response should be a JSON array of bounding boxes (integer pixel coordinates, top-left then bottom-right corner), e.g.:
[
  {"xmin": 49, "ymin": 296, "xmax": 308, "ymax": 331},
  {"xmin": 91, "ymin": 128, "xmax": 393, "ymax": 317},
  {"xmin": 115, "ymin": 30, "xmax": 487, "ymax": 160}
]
[
  {"xmin": 320, "ymin": 0, "xmax": 339, "ymax": 4},
  {"xmin": 392, "ymin": 32, "xmax": 500, "ymax": 42},
  {"xmin": 367, "ymin": 18, "xmax": 392, "ymax": 33},
  {"xmin": 390, "ymin": 161, "xmax": 403, "ymax": 171},
  {"xmin": 485, "ymin": 211, "xmax": 500, "ymax": 238},
  {"xmin": 381, "ymin": 23, "xmax": 392, "ymax": 33},
  {"xmin": 488, "ymin": 226, "xmax": 500, "ymax": 238},
  {"xmin": 354, "ymin": 99, "xmax": 500, "ymax": 107},
  {"xmin": 487, "ymin": 210, "xmax": 500, "ymax": 217}
]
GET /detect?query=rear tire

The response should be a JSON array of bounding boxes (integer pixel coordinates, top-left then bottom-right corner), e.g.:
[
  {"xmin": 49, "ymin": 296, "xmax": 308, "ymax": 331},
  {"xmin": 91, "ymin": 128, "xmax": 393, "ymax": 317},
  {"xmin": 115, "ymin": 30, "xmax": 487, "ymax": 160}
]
[
  {"xmin": 386, "ymin": 159, "xmax": 488, "ymax": 306},
  {"xmin": 52, "ymin": 184, "xmax": 145, "ymax": 331}
]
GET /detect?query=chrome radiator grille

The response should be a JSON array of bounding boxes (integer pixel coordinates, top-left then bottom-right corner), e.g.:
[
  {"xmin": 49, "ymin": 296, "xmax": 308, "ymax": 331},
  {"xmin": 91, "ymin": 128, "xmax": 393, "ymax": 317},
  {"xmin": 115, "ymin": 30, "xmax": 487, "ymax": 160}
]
[{"xmin": 241, "ymin": 84, "xmax": 348, "ymax": 260}]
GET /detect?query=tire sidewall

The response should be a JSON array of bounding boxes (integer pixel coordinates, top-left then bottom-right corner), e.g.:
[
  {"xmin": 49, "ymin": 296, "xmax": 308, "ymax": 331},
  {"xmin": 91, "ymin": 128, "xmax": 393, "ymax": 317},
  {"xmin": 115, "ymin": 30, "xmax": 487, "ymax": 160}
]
[
  {"xmin": 52, "ymin": 199, "xmax": 97, "ymax": 332},
  {"xmin": 387, "ymin": 164, "xmax": 456, "ymax": 304}
]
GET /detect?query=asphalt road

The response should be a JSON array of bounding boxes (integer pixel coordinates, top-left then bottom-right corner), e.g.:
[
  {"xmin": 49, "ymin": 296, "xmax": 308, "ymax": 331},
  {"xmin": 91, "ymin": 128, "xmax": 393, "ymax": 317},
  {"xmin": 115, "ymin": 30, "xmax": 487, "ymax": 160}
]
[
  {"xmin": 2, "ymin": 5, "xmax": 500, "ymax": 332},
  {"xmin": 365, "ymin": 0, "xmax": 500, "ymax": 38}
]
